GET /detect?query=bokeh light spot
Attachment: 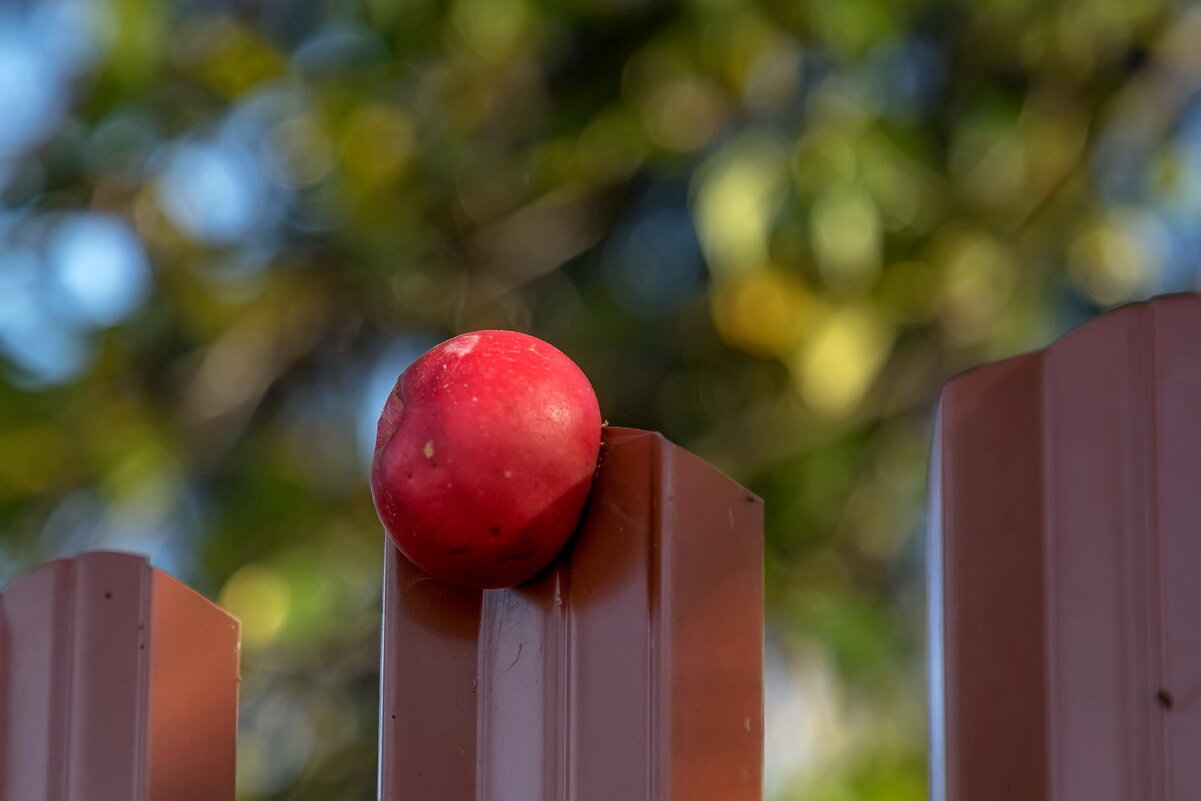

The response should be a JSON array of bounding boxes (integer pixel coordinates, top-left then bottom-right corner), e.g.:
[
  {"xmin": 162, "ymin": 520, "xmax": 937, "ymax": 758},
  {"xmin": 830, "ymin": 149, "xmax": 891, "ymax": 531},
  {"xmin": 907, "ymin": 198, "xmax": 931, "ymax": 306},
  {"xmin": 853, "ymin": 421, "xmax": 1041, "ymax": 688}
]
[
  {"xmin": 694, "ymin": 138, "xmax": 789, "ymax": 277},
  {"xmin": 49, "ymin": 213, "xmax": 152, "ymax": 328},
  {"xmin": 1068, "ymin": 213, "xmax": 1154, "ymax": 305},
  {"xmin": 341, "ymin": 103, "xmax": 416, "ymax": 186},
  {"xmin": 219, "ymin": 563, "xmax": 291, "ymax": 648},
  {"xmin": 266, "ymin": 115, "xmax": 335, "ymax": 189},
  {"xmin": 0, "ymin": 34, "xmax": 65, "ymax": 157},
  {"xmin": 450, "ymin": 0, "xmax": 532, "ymax": 62},
  {"xmin": 0, "ymin": 250, "xmax": 90, "ymax": 386},
  {"xmin": 642, "ymin": 77, "xmax": 726, "ymax": 154},
  {"xmin": 936, "ymin": 229, "xmax": 1017, "ymax": 345},
  {"xmin": 179, "ymin": 18, "xmax": 287, "ymax": 97},
  {"xmin": 159, "ymin": 141, "xmax": 272, "ymax": 244},
  {"xmin": 811, "ymin": 188, "xmax": 882, "ymax": 290},
  {"xmin": 712, "ymin": 270, "xmax": 813, "ymax": 356},
  {"xmin": 793, "ymin": 307, "xmax": 892, "ymax": 417}
]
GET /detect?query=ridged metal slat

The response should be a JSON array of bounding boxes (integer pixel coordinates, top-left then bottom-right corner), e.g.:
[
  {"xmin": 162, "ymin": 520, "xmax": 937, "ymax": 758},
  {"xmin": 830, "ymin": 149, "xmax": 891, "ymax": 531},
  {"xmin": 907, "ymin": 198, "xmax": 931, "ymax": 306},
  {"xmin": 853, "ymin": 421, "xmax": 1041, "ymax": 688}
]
[
  {"xmin": 931, "ymin": 294, "xmax": 1201, "ymax": 801},
  {"xmin": 378, "ymin": 427, "xmax": 764, "ymax": 801},
  {"xmin": 0, "ymin": 552, "xmax": 239, "ymax": 801}
]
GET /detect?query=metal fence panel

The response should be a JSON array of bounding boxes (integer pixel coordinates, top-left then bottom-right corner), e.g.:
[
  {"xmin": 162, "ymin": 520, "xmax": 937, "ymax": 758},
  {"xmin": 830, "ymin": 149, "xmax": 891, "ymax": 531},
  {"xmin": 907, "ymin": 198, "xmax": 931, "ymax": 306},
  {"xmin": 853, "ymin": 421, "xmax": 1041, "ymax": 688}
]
[
  {"xmin": 0, "ymin": 552, "xmax": 239, "ymax": 801},
  {"xmin": 932, "ymin": 294, "xmax": 1201, "ymax": 801},
  {"xmin": 378, "ymin": 427, "xmax": 764, "ymax": 801}
]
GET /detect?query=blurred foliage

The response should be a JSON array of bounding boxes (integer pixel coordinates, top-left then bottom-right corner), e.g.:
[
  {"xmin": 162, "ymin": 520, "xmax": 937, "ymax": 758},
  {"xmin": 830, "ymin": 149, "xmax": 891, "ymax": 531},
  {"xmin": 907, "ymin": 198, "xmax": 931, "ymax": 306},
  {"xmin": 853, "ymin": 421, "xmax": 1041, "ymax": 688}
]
[{"xmin": 1, "ymin": 0, "xmax": 1199, "ymax": 797}]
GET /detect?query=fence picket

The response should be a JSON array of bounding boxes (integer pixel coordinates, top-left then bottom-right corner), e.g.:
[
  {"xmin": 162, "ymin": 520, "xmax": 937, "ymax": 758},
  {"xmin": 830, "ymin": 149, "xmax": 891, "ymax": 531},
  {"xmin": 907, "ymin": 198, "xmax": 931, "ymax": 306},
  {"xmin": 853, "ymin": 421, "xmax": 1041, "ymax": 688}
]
[{"xmin": 0, "ymin": 552, "xmax": 239, "ymax": 801}]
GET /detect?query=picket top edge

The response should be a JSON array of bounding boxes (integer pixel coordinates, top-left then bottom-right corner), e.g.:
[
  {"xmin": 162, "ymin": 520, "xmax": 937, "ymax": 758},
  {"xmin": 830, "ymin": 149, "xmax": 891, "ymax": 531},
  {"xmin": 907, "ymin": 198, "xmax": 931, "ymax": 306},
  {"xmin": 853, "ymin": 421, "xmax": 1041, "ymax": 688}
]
[
  {"xmin": 936, "ymin": 292, "xmax": 1201, "ymax": 410},
  {"xmin": 1, "ymin": 551, "xmax": 239, "ymax": 632},
  {"xmin": 604, "ymin": 426, "xmax": 765, "ymax": 506}
]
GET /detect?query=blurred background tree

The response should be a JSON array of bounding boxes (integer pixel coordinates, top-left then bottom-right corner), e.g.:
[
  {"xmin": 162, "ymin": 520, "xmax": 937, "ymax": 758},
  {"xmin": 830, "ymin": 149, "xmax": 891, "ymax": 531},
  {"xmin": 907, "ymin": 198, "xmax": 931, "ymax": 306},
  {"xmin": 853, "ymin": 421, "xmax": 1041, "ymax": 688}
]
[{"xmin": 1, "ymin": 0, "xmax": 1197, "ymax": 797}]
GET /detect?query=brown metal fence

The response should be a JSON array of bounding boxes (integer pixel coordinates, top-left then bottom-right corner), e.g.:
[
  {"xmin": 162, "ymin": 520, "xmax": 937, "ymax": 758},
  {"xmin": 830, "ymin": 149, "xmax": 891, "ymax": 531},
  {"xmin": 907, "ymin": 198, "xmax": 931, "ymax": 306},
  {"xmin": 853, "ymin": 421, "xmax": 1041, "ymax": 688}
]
[
  {"xmin": 6, "ymin": 293, "xmax": 1198, "ymax": 801},
  {"xmin": 0, "ymin": 428, "xmax": 763, "ymax": 801},
  {"xmin": 931, "ymin": 293, "xmax": 1201, "ymax": 801},
  {"xmin": 0, "ymin": 551, "xmax": 238, "ymax": 801},
  {"xmin": 379, "ymin": 427, "xmax": 763, "ymax": 801}
]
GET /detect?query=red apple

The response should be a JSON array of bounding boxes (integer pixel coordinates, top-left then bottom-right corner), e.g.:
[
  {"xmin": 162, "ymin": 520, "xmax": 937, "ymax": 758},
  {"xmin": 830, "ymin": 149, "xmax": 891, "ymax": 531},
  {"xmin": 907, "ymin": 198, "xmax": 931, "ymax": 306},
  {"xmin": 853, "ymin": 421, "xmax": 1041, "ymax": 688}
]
[{"xmin": 370, "ymin": 330, "xmax": 602, "ymax": 588}]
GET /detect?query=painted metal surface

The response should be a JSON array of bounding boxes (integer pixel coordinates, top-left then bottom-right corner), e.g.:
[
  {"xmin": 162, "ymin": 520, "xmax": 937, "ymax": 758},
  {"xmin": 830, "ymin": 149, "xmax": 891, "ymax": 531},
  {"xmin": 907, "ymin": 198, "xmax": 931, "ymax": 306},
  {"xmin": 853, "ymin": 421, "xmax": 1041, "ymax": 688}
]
[
  {"xmin": 379, "ymin": 427, "xmax": 764, "ymax": 801},
  {"xmin": 931, "ymin": 294, "xmax": 1201, "ymax": 801},
  {"xmin": 0, "ymin": 551, "xmax": 239, "ymax": 801}
]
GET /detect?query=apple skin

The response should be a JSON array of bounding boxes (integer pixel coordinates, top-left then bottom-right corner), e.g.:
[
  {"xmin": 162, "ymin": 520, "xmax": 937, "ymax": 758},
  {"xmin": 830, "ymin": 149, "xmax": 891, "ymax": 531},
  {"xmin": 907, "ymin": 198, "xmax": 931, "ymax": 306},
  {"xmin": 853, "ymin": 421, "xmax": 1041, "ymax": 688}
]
[{"xmin": 370, "ymin": 330, "xmax": 602, "ymax": 589}]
